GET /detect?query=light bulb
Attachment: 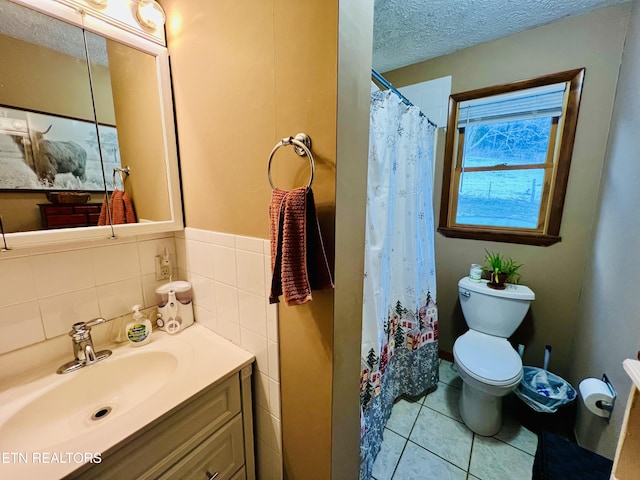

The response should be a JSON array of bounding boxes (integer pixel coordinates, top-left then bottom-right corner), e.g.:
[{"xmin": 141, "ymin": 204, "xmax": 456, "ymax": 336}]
[{"xmin": 136, "ymin": 0, "xmax": 165, "ymax": 30}]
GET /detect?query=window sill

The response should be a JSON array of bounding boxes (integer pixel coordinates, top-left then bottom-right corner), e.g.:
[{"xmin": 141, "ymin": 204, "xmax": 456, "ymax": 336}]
[{"xmin": 437, "ymin": 226, "xmax": 561, "ymax": 246}]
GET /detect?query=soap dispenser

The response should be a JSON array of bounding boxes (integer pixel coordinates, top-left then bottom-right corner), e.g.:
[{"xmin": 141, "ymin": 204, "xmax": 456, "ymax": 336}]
[{"xmin": 126, "ymin": 305, "xmax": 152, "ymax": 347}]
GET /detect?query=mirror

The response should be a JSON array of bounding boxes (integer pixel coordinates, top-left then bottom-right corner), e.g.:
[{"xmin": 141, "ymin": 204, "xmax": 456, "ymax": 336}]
[
  {"xmin": 0, "ymin": 0, "xmax": 182, "ymax": 247},
  {"xmin": 85, "ymin": 31, "xmax": 171, "ymax": 223},
  {"xmin": 0, "ymin": 0, "xmax": 106, "ymax": 232}
]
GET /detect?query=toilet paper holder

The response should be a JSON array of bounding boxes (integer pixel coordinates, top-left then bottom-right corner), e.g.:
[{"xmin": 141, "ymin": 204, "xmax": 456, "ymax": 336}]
[{"xmin": 597, "ymin": 374, "xmax": 617, "ymax": 422}]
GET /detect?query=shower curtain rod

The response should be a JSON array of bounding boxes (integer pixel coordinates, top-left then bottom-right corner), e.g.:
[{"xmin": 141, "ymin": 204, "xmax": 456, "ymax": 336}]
[{"xmin": 371, "ymin": 69, "xmax": 437, "ymax": 128}]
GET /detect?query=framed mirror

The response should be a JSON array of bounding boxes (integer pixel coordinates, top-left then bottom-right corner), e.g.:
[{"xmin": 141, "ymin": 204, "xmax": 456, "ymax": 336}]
[{"xmin": 0, "ymin": 0, "xmax": 183, "ymax": 248}]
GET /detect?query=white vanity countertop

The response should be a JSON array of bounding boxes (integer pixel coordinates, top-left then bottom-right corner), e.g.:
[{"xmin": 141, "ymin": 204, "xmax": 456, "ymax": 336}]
[
  {"xmin": 623, "ymin": 359, "xmax": 640, "ymax": 389},
  {"xmin": 0, "ymin": 325, "xmax": 255, "ymax": 479}
]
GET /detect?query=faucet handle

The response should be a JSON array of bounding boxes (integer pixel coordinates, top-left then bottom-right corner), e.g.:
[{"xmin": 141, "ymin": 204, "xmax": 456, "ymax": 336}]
[
  {"xmin": 85, "ymin": 317, "xmax": 108, "ymax": 329},
  {"xmin": 69, "ymin": 317, "xmax": 107, "ymax": 340}
]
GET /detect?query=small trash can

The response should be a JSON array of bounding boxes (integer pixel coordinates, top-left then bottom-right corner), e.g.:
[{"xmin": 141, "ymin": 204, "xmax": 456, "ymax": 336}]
[
  {"xmin": 515, "ymin": 366, "xmax": 576, "ymax": 413},
  {"xmin": 513, "ymin": 367, "xmax": 577, "ymax": 436}
]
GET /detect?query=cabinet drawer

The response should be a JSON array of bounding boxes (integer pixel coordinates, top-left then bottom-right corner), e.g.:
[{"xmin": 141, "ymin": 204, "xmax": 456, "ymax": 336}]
[
  {"xmin": 67, "ymin": 375, "xmax": 241, "ymax": 480},
  {"xmin": 159, "ymin": 415, "xmax": 244, "ymax": 480}
]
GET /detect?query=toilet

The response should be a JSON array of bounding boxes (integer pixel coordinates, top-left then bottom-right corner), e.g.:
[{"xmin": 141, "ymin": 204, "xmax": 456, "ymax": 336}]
[{"xmin": 453, "ymin": 276, "xmax": 535, "ymax": 436}]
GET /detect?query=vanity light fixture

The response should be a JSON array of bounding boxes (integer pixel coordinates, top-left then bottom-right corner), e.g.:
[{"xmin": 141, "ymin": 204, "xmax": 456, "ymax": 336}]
[{"xmin": 136, "ymin": 0, "xmax": 165, "ymax": 30}]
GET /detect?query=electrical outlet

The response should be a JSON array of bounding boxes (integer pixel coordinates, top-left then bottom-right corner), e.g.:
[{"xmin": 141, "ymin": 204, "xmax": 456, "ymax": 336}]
[{"xmin": 155, "ymin": 254, "xmax": 171, "ymax": 280}]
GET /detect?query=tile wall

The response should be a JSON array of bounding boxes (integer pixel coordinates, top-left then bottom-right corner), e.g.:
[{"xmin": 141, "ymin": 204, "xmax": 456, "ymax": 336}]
[
  {"xmin": 0, "ymin": 228, "xmax": 282, "ymax": 479},
  {"xmin": 175, "ymin": 227, "xmax": 282, "ymax": 480},
  {"xmin": 0, "ymin": 233, "xmax": 177, "ymax": 360}
]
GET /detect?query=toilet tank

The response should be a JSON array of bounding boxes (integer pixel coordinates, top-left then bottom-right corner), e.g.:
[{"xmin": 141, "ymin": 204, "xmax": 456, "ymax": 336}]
[{"xmin": 458, "ymin": 277, "xmax": 535, "ymax": 338}]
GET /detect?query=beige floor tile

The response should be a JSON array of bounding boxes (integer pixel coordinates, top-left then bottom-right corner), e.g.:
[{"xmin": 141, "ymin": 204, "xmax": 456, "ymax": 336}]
[{"xmin": 469, "ymin": 435, "xmax": 535, "ymax": 480}]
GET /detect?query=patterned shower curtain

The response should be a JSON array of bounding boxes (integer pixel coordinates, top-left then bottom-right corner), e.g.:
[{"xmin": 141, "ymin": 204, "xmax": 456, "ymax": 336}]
[{"xmin": 360, "ymin": 89, "xmax": 439, "ymax": 479}]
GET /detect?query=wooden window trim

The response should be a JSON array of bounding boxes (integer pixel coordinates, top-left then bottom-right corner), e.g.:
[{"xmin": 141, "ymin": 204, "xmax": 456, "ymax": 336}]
[{"xmin": 439, "ymin": 68, "xmax": 585, "ymax": 247}]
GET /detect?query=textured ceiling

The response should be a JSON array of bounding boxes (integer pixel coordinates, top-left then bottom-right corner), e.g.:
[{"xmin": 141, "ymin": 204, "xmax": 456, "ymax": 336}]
[
  {"xmin": 374, "ymin": 0, "xmax": 629, "ymax": 72},
  {"xmin": 0, "ymin": 0, "xmax": 108, "ymax": 65}
]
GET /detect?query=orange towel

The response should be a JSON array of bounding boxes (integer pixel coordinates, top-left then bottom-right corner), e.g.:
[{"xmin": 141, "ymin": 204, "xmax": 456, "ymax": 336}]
[
  {"xmin": 97, "ymin": 190, "xmax": 137, "ymax": 226},
  {"xmin": 269, "ymin": 187, "xmax": 333, "ymax": 306}
]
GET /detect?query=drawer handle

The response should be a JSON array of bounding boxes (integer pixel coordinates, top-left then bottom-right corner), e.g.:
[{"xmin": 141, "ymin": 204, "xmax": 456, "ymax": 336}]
[{"xmin": 206, "ymin": 470, "xmax": 219, "ymax": 480}]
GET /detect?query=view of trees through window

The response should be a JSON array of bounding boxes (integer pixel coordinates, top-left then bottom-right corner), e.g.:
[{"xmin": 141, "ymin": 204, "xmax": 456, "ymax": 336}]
[{"xmin": 456, "ymin": 117, "xmax": 552, "ymax": 228}]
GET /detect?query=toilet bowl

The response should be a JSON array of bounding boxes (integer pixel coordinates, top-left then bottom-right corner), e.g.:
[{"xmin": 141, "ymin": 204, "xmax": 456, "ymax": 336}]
[
  {"xmin": 454, "ymin": 330, "xmax": 523, "ymax": 435},
  {"xmin": 454, "ymin": 277, "xmax": 535, "ymax": 436}
]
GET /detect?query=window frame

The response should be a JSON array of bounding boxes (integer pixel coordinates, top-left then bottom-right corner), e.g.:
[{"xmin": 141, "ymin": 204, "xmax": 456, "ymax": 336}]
[{"xmin": 438, "ymin": 68, "xmax": 585, "ymax": 246}]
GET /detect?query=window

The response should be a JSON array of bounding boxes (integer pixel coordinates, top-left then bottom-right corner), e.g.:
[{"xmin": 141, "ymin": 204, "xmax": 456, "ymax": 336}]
[{"xmin": 439, "ymin": 69, "xmax": 585, "ymax": 246}]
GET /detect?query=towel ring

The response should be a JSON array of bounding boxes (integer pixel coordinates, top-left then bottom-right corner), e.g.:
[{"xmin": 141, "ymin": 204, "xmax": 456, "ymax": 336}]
[
  {"xmin": 267, "ymin": 133, "xmax": 314, "ymax": 190},
  {"xmin": 113, "ymin": 166, "xmax": 130, "ymax": 190}
]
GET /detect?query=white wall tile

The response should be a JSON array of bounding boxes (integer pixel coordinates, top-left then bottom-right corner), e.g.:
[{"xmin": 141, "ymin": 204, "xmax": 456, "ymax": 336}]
[
  {"xmin": 214, "ymin": 282, "xmax": 239, "ymax": 322},
  {"xmin": 269, "ymin": 379, "xmax": 281, "ymax": 419},
  {"xmin": 236, "ymin": 250, "xmax": 265, "ymax": 295},
  {"xmin": 255, "ymin": 372, "xmax": 270, "ymax": 411},
  {"xmin": 211, "ymin": 232, "xmax": 235, "ymax": 247},
  {"xmin": 238, "ymin": 290, "xmax": 267, "ymax": 337},
  {"xmin": 266, "ymin": 302, "xmax": 278, "ymax": 342},
  {"xmin": 185, "ymin": 239, "xmax": 213, "ymax": 279},
  {"xmin": 268, "ymin": 340, "xmax": 280, "ymax": 382},
  {"xmin": 263, "ymin": 256, "xmax": 273, "ymax": 298},
  {"xmin": 217, "ymin": 317, "xmax": 241, "ymax": 345},
  {"xmin": 189, "ymin": 272, "xmax": 216, "ymax": 313},
  {"xmin": 212, "ymin": 245, "xmax": 237, "ymax": 286},
  {"xmin": 0, "ymin": 302, "xmax": 45, "ymax": 354},
  {"xmin": 175, "ymin": 237, "xmax": 187, "ymax": 271},
  {"xmin": 0, "ymin": 257, "xmax": 37, "ymax": 307},
  {"xmin": 184, "ymin": 227, "xmax": 212, "ymax": 243},
  {"xmin": 140, "ymin": 272, "xmax": 176, "ymax": 309},
  {"xmin": 236, "ymin": 235, "xmax": 264, "ymax": 253},
  {"xmin": 193, "ymin": 306, "xmax": 217, "ymax": 333},
  {"xmin": 137, "ymin": 237, "xmax": 176, "ymax": 276},
  {"xmin": 97, "ymin": 277, "xmax": 144, "ymax": 320},
  {"xmin": 39, "ymin": 288, "xmax": 100, "ymax": 338},
  {"xmin": 257, "ymin": 439, "xmax": 283, "ymax": 480},
  {"xmin": 241, "ymin": 327, "xmax": 269, "ymax": 375},
  {"xmin": 92, "ymin": 243, "xmax": 141, "ymax": 285},
  {"xmin": 256, "ymin": 405, "xmax": 280, "ymax": 450},
  {"xmin": 262, "ymin": 239, "xmax": 271, "ymax": 256},
  {"xmin": 32, "ymin": 249, "xmax": 95, "ymax": 297}
]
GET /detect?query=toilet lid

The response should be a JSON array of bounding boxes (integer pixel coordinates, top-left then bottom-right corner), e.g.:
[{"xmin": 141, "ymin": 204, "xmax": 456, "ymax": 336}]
[{"xmin": 454, "ymin": 330, "xmax": 522, "ymax": 386}]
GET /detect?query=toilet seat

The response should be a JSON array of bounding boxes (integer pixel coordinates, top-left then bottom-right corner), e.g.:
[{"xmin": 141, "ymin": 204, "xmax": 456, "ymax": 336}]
[{"xmin": 454, "ymin": 330, "xmax": 522, "ymax": 387}]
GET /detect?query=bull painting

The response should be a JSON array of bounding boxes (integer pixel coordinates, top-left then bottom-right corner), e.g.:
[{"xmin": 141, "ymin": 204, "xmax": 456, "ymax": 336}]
[
  {"xmin": 0, "ymin": 105, "xmax": 121, "ymax": 191},
  {"xmin": 12, "ymin": 125, "xmax": 87, "ymax": 185}
]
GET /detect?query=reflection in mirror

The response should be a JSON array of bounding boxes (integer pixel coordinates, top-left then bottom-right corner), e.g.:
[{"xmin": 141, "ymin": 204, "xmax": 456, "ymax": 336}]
[
  {"xmin": 85, "ymin": 30, "xmax": 171, "ymax": 225},
  {"xmin": 0, "ymin": 0, "xmax": 105, "ymax": 233}
]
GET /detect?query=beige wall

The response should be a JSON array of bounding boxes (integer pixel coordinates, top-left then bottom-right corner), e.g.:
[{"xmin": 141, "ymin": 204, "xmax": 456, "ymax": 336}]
[
  {"xmin": 0, "ymin": 34, "xmax": 94, "ymax": 121},
  {"xmin": 571, "ymin": 1, "xmax": 640, "ymax": 459},
  {"xmin": 161, "ymin": 0, "xmax": 370, "ymax": 478},
  {"xmin": 106, "ymin": 40, "xmax": 169, "ymax": 222},
  {"xmin": 0, "ymin": 33, "xmax": 113, "ymax": 234},
  {"xmin": 386, "ymin": 4, "xmax": 631, "ymax": 379}
]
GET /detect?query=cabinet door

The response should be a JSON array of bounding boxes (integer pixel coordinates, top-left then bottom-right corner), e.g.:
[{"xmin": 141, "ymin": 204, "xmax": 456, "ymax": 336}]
[
  {"xmin": 66, "ymin": 375, "xmax": 241, "ymax": 480},
  {"xmin": 159, "ymin": 415, "xmax": 245, "ymax": 480}
]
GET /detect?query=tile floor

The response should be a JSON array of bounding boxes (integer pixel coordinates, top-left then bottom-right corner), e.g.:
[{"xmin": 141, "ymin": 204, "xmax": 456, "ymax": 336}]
[{"xmin": 372, "ymin": 359, "xmax": 538, "ymax": 480}]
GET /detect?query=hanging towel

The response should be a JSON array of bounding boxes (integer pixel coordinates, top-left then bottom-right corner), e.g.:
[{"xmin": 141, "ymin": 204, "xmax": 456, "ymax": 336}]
[
  {"xmin": 269, "ymin": 186, "xmax": 333, "ymax": 306},
  {"xmin": 97, "ymin": 189, "xmax": 137, "ymax": 226}
]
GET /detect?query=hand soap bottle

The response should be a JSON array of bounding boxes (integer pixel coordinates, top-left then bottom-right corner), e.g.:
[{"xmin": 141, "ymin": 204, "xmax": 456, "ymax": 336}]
[{"xmin": 126, "ymin": 305, "xmax": 152, "ymax": 347}]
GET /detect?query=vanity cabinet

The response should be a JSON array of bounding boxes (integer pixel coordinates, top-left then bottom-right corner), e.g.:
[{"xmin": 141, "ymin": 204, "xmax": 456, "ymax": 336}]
[
  {"xmin": 611, "ymin": 359, "xmax": 640, "ymax": 479},
  {"xmin": 66, "ymin": 366, "xmax": 255, "ymax": 480}
]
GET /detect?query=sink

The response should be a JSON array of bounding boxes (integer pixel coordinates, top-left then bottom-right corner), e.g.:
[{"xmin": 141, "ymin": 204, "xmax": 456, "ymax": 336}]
[
  {"xmin": 0, "ymin": 351, "xmax": 178, "ymax": 451},
  {"xmin": 0, "ymin": 325, "xmax": 254, "ymax": 479}
]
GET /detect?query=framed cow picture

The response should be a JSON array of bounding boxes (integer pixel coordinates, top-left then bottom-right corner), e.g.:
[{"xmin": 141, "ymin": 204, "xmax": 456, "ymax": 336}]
[{"xmin": 0, "ymin": 105, "xmax": 121, "ymax": 191}]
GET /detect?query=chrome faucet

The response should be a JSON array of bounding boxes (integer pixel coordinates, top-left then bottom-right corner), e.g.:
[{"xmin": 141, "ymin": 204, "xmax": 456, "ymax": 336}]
[{"xmin": 57, "ymin": 317, "xmax": 113, "ymax": 374}]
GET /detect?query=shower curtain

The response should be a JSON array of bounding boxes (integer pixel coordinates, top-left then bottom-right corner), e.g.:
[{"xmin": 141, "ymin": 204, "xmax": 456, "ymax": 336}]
[{"xmin": 360, "ymin": 89, "xmax": 439, "ymax": 479}]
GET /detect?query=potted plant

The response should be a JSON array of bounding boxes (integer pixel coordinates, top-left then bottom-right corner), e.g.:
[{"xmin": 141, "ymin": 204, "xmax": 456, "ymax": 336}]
[{"xmin": 483, "ymin": 250, "xmax": 522, "ymax": 290}]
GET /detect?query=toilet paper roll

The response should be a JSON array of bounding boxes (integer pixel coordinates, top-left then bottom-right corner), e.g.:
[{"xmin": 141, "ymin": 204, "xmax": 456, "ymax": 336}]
[{"xmin": 579, "ymin": 378, "xmax": 614, "ymax": 417}]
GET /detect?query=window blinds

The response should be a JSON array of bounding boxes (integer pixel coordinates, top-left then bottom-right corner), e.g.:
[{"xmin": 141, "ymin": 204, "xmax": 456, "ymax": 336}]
[{"xmin": 458, "ymin": 82, "xmax": 566, "ymax": 127}]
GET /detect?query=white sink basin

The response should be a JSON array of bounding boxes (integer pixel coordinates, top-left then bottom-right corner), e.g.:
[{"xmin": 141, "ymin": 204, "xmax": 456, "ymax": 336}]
[
  {"xmin": 0, "ymin": 325, "xmax": 255, "ymax": 479},
  {"xmin": 0, "ymin": 351, "xmax": 178, "ymax": 451}
]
